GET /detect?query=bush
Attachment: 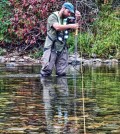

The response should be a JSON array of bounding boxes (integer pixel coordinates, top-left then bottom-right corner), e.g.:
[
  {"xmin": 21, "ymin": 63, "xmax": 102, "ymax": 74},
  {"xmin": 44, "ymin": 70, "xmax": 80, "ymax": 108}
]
[
  {"xmin": 91, "ymin": 5, "xmax": 120, "ymax": 58},
  {"xmin": 0, "ymin": 0, "xmax": 12, "ymax": 43},
  {"xmin": 8, "ymin": 0, "xmax": 58, "ymax": 45},
  {"xmin": 68, "ymin": 4, "xmax": 120, "ymax": 58}
]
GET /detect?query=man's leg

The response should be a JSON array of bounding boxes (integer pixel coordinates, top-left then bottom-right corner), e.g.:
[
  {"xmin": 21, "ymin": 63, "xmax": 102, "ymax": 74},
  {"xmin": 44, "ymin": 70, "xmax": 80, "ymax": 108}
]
[
  {"xmin": 56, "ymin": 48, "xmax": 68, "ymax": 76},
  {"xmin": 40, "ymin": 49, "xmax": 57, "ymax": 76}
]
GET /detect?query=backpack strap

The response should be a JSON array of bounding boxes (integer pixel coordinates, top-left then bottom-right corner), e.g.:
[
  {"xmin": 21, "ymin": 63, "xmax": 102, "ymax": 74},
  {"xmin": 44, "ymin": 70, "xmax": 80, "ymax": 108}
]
[
  {"xmin": 52, "ymin": 11, "xmax": 62, "ymax": 24},
  {"xmin": 47, "ymin": 11, "xmax": 61, "ymax": 42},
  {"xmin": 47, "ymin": 12, "xmax": 67, "ymax": 52}
]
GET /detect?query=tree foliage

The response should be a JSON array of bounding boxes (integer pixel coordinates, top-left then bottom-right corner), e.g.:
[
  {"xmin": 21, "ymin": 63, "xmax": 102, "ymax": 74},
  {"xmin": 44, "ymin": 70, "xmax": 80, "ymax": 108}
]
[
  {"xmin": 1, "ymin": 0, "xmax": 98, "ymax": 46},
  {"xmin": 68, "ymin": 3, "xmax": 120, "ymax": 58},
  {"xmin": 0, "ymin": 0, "xmax": 11, "ymax": 42},
  {"xmin": 8, "ymin": 0, "xmax": 59, "ymax": 45},
  {"xmin": 91, "ymin": 5, "xmax": 120, "ymax": 58}
]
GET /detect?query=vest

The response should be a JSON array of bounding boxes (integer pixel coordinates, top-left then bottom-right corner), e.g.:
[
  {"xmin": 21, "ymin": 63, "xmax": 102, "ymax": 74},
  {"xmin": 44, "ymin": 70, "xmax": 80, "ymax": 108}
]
[
  {"xmin": 47, "ymin": 12, "xmax": 69, "ymax": 52},
  {"xmin": 47, "ymin": 11, "xmax": 69, "ymax": 42}
]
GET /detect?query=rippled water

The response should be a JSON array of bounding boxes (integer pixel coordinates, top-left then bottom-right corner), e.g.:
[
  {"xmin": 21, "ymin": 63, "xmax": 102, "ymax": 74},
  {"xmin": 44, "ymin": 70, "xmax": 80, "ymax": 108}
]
[{"xmin": 0, "ymin": 63, "xmax": 120, "ymax": 134}]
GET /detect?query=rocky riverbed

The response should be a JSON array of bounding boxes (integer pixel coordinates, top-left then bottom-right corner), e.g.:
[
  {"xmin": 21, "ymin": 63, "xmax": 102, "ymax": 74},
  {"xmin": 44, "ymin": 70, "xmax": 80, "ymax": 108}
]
[{"xmin": 0, "ymin": 53, "xmax": 119, "ymax": 67}]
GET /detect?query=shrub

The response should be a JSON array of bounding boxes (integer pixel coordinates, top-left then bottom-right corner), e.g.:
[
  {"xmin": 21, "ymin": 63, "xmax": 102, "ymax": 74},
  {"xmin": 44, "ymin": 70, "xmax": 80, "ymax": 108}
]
[
  {"xmin": 91, "ymin": 5, "xmax": 120, "ymax": 58},
  {"xmin": 0, "ymin": 0, "xmax": 12, "ymax": 43},
  {"xmin": 68, "ymin": 4, "xmax": 120, "ymax": 58}
]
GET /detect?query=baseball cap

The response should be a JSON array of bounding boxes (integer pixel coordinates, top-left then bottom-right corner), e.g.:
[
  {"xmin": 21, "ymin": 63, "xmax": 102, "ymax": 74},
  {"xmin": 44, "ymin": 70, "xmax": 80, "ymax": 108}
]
[{"xmin": 62, "ymin": 2, "xmax": 74, "ymax": 14}]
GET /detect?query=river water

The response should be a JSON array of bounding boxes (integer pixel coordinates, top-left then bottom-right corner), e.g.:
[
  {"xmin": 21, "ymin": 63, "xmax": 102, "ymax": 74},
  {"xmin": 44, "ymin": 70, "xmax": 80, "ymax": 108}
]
[{"xmin": 0, "ymin": 63, "xmax": 120, "ymax": 134}]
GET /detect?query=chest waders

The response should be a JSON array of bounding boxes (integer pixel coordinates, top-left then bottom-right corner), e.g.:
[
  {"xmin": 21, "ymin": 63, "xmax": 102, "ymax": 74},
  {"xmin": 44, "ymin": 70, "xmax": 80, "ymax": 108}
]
[{"xmin": 40, "ymin": 12, "xmax": 69, "ymax": 77}]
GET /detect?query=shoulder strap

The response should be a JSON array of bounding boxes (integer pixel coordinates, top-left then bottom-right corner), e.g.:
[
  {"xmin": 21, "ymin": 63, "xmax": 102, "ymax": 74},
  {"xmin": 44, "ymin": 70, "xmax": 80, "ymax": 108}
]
[
  {"xmin": 52, "ymin": 11, "xmax": 62, "ymax": 24},
  {"xmin": 47, "ymin": 11, "xmax": 61, "ymax": 33},
  {"xmin": 47, "ymin": 11, "xmax": 61, "ymax": 40}
]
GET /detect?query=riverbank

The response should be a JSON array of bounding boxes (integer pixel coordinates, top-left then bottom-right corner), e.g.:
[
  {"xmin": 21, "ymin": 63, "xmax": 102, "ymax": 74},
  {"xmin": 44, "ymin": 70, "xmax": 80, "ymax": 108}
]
[{"xmin": 0, "ymin": 52, "xmax": 119, "ymax": 68}]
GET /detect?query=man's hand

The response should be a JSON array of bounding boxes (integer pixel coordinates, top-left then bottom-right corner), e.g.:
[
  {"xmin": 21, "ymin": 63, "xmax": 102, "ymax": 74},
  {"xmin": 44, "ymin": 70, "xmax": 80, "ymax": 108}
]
[
  {"xmin": 75, "ymin": 10, "xmax": 81, "ymax": 21},
  {"xmin": 69, "ymin": 23, "xmax": 79, "ymax": 30}
]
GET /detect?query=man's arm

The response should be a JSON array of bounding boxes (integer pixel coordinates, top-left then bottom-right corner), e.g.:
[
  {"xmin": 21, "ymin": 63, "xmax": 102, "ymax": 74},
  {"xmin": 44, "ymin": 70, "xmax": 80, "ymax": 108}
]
[{"xmin": 53, "ymin": 23, "xmax": 79, "ymax": 31}]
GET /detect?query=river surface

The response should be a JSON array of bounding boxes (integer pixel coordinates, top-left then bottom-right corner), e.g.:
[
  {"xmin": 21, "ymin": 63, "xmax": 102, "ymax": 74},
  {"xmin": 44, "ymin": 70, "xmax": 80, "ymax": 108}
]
[{"xmin": 0, "ymin": 63, "xmax": 120, "ymax": 134}]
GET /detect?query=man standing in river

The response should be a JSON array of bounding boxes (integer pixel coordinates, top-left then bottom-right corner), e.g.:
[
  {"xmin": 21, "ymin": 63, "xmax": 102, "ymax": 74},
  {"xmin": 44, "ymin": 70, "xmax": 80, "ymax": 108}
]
[{"xmin": 40, "ymin": 2, "xmax": 79, "ymax": 77}]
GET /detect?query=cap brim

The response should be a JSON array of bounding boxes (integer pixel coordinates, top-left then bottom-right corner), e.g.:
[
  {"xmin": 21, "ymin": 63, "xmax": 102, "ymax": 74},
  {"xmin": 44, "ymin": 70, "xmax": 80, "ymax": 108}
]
[{"xmin": 70, "ymin": 10, "xmax": 74, "ymax": 14}]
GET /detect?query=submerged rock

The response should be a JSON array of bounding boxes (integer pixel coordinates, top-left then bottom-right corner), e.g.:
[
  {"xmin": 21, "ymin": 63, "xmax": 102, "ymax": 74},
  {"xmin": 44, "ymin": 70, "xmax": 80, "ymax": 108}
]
[
  {"xmin": 0, "ymin": 56, "xmax": 6, "ymax": 63},
  {"xmin": 6, "ymin": 62, "xmax": 19, "ymax": 67},
  {"xmin": 68, "ymin": 54, "xmax": 119, "ymax": 65},
  {"xmin": 103, "ymin": 59, "xmax": 118, "ymax": 63}
]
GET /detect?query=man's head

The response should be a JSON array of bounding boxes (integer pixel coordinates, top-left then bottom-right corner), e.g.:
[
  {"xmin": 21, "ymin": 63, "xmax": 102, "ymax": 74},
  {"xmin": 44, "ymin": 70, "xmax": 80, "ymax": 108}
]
[{"xmin": 62, "ymin": 2, "xmax": 74, "ymax": 18}]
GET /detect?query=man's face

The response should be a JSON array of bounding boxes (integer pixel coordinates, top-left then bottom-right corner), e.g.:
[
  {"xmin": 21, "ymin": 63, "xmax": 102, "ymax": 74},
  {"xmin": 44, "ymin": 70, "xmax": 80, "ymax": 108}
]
[{"xmin": 62, "ymin": 8, "xmax": 72, "ymax": 18}]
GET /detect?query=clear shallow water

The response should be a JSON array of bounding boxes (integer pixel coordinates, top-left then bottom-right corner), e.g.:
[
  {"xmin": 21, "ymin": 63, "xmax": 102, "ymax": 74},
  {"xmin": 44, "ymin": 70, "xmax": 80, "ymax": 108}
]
[{"xmin": 0, "ymin": 63, "xmax": 120, "ymax": 134}]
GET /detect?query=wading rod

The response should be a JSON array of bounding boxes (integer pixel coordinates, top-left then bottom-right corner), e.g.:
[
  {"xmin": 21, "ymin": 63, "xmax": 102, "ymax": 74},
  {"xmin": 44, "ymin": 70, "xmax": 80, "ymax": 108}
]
[
  {"xmin": 74, "ymin": 1, "xmax": 79, "ymax": 65},
  {"xmin": 74, "ymin": 1, "xmax": 86, "ymax": 134}
]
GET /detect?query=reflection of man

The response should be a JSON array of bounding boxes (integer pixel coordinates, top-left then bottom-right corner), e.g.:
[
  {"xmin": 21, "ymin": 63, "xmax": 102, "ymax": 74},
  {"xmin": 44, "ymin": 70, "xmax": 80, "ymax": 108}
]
[{"xmin": 40, "ymin": 76, "xmax": 69, "ymax": 133}]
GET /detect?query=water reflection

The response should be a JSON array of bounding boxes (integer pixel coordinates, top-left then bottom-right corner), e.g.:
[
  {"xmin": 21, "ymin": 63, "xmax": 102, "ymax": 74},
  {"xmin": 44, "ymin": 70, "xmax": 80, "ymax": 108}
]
[
  {"xmin": 0, "ymin": 63, "xmax": 120, "ymax": 134},
  {"xmin": 41, "ymin": 76, "xmax": 70, "ymax": 133}
]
